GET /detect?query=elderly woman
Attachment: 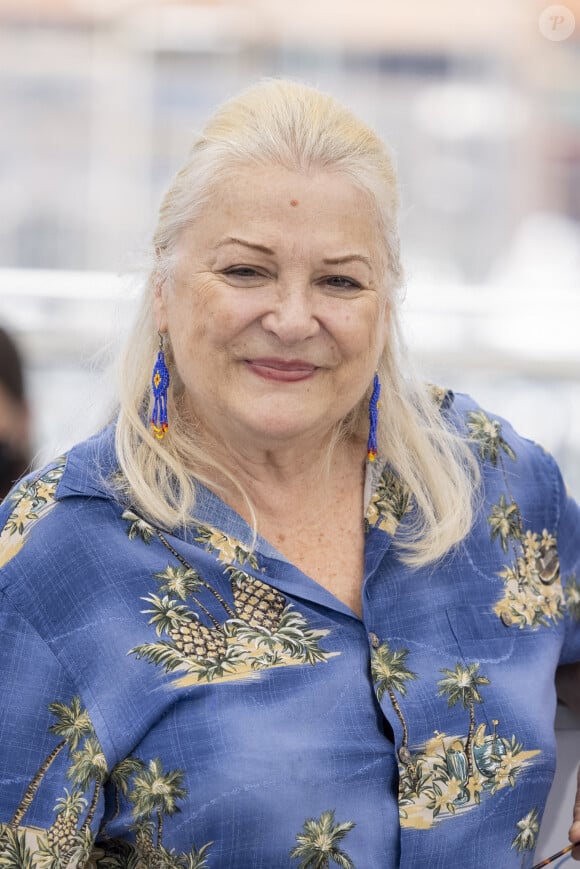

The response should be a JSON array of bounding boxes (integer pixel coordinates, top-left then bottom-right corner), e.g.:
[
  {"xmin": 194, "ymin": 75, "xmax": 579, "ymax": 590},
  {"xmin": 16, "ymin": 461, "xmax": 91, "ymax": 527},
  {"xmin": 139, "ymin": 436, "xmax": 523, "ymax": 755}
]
[{"xmin": 0, "ymin": 80, "xmax": 578, "ymax": 869}]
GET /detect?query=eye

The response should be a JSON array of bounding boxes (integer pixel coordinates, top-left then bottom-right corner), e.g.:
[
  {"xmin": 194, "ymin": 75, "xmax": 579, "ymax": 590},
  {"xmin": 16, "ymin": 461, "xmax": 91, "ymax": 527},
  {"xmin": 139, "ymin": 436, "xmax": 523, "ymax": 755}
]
[
  {"xmin": 222, "ymin": 266, "xmax": 263, "ymax": 279},
  {"xmin": 321, "ymin": 275, "xmax": 362, "ymax": 290}
]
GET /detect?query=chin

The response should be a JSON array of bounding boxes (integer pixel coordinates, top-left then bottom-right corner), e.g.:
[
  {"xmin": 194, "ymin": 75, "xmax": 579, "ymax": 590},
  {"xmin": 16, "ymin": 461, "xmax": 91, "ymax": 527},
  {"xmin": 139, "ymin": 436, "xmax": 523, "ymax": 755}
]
[{"xmin": 242, "ymin": 414, "xmax": 322, "ymax": 443}]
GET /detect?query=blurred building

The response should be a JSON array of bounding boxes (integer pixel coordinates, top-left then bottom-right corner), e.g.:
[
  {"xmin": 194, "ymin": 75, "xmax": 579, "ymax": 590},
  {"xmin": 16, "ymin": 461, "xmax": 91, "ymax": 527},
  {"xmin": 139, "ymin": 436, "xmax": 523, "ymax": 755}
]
[
  {"xmin": 0, "ymin": 0, "xmax": 579, "ymax": 281},
  {"xmin": 1, "ymin": 0, "xmax": 580, "ymax": 468},
  {"xmin": 1, "ymin": 0, "xmax": 580, "ymax": 480}
]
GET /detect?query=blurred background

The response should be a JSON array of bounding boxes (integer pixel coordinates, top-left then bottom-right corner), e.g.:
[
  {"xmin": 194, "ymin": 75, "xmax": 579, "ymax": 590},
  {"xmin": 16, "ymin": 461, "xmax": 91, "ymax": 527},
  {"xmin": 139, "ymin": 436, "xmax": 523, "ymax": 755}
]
[
  {"xmin": 0, "ymin": 0, "xmax": 579, "ymax": 487},
  {"xmin": 0, "ymin": 0, "xmax": 579, "ymax": 856}
]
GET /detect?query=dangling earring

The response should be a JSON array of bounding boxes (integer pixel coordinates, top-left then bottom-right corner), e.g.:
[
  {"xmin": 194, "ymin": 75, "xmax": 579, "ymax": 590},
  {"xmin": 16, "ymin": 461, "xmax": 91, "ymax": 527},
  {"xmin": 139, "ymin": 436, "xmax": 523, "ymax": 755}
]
[
  {"xmin": 151, "ymin": 332, "xmax": 170, "ymax": 440},
  {"xmin": 367, "ymin": 373, "xmax": 381, "ymax": 462}
]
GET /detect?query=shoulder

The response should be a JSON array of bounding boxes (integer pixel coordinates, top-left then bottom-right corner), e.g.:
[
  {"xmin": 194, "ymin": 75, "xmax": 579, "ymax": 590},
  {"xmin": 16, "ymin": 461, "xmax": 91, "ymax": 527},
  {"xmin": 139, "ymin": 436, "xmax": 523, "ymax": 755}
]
[
  {"xmin": 446, "ymin": 391, "xmax": 552, "ymax": 464},
  {"xmin": 0, "ymin": 456, "xmax": 68, "ymax": 576},
  {"xmin": 0, "ymin": 425, "xmax": 128, "ymax": 589},
  {"xmin": 446, "ymin": 390, "xmax": 565, "ymax": 528}
]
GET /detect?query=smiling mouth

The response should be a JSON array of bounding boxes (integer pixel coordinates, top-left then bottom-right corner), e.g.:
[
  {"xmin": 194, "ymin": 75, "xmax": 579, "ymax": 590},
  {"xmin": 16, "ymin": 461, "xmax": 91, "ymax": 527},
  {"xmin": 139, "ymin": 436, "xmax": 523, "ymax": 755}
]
[{"xmin": 245, "ymin": 358, "xmax": 318, "ymax": 382}]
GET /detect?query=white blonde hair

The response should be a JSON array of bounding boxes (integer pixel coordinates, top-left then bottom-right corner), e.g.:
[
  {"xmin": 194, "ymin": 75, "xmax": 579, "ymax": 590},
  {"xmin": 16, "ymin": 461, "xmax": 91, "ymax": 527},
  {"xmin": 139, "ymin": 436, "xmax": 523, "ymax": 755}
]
[{"xmin": 113, "ymin": 78, "xmax": 479, "ymax": 567}]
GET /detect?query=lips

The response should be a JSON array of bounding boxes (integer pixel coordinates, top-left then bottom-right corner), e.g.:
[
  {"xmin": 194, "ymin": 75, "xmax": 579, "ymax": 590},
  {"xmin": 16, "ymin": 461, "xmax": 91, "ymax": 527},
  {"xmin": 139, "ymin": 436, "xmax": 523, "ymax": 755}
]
[{"xmin": 245, "ymin": 357, "xmax": 318, "ymax": 383}]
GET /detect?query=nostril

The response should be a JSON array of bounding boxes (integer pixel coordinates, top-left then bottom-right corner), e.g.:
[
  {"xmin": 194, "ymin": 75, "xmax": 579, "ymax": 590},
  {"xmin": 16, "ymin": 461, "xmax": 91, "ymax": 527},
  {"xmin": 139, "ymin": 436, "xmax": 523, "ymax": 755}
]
[{"xmin": 260, "ymin": 305, "xmax": 320, "ymax": 342}]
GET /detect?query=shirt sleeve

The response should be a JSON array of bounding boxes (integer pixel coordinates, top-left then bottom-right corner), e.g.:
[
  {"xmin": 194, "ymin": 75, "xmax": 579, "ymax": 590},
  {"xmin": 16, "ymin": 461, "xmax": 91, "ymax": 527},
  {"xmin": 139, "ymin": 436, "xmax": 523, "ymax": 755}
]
[
  {"xmin": 0, "ymin": 590, "xmax": 107, "ymax": 866},
  {"xmin": 555, "ymin": 465, "xmax": 580, "ymax": 665}
]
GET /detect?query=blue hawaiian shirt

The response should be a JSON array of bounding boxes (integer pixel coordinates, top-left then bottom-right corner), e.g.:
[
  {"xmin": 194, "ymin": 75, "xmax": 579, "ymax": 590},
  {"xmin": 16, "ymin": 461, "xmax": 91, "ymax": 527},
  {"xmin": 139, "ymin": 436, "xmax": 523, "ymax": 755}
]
[{"xmin": 0, "ymin": 391, "xmax": 579, "ymax": 868}]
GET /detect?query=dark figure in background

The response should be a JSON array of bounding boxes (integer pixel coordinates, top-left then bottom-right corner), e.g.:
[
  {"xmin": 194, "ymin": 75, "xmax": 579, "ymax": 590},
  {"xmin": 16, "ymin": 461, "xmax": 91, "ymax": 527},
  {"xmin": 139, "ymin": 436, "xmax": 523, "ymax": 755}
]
[{"xmin": 0, "ymin": 326, "xmax": 30, "ymax": 499}]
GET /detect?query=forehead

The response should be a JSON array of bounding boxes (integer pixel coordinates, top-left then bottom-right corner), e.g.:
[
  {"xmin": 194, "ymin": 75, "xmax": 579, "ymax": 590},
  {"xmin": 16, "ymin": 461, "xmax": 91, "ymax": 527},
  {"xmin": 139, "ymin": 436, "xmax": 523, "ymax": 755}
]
[{"xmin": 179, "ymin": 164, "xmax": 384, "ymax": 259}]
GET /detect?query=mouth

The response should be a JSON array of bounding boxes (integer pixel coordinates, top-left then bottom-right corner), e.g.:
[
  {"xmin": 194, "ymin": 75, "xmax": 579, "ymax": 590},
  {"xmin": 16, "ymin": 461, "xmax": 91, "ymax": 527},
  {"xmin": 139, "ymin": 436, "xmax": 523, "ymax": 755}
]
[{"xmin": 245, "ymin": 358, "xmax": 318, "ymax": 383}]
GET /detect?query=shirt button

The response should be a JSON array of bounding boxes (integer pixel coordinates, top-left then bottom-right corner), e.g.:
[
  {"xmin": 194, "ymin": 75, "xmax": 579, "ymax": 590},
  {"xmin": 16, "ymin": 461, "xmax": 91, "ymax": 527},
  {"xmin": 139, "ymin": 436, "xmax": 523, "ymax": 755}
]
[{"xmin": 369, "ymin": 632, "xmax": 381, "ymax": 649}]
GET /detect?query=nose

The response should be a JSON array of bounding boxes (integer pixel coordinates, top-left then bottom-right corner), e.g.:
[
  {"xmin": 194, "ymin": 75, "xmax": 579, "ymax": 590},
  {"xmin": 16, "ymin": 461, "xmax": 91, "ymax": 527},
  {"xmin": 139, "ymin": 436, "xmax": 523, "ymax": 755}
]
[{"xmin": 260, "ymin": 283, "xmax": 320, "ymax": 344}]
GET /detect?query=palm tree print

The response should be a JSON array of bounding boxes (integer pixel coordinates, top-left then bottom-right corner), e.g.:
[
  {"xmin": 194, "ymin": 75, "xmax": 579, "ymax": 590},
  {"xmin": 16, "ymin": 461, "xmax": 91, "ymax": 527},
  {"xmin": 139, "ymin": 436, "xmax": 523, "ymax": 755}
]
[
  {"xmin": 41, "ymin": 826, "xmax": 94, "ymax": 869},
  {"xmin": 437, "ymin": 663, "xmax": 490, "ymax": 774},
  {"xmin": 131, "ymin": 581, "xmax": 334, "ymax": 686},
  {"xmin": 194, "ymin": 523, "xmax": 259, "ymax": 570},
  {"xmin": 46, "ymin": 788, "xmax": 87, "ymax": 854},
  {"xmin": 0, "ymin": 823, "xmax": 33, "ymax": 869},
  {"xmin": 129, "ymin": 758, "xmax": 186, "ymax": 849},
  {"xmin": 107, "ymin": 757, "xmax": 146, "ymax": 825},
  {"xmin": 371, "ymin": 642, "xmax": 418, "ymax": 749},
  {"xmin": 123, "ymin": 513, "xmax": 334, "ymax": 687},
  {"xmin": 494, "ymin": 529, "xmax": 565, "ymax": 629},
  {"xmin": 154, "ymin": 565, "xmax": 204, "ymax": 600},
  {"xmin": 488, "ymin": 495, "xmax": 522, "ymax": 553},
  {"xmin": 121, "ymin": 509, "xmax": 155, "ymax": 544},
  {"xmin": 1, "ymin": 696, "xmax": 211, "ymax": 869},
  {"xmin": 398, "ymin": 720, "xmax": 537, "ymax": 830},
  {"xmin": 512, "ymin": 808, "xmax": 540, "ymax": 867},
  {"xmin": 89, "ymin": 747, "xmax": 200, "ymax": 869},
  {"xmin": 466, "ymin": 410, "xmax": 516, "ymax": 466},
  {"xmin": 91, "ymin": 834, "xmax": 214, "ymax": 869},
  {"xmin": 367, "ymin": 648, "xmax": 537, "ymax": 830},
  {"xmin": 290, "ymin": 809, "xmax": 355, "ymax": 868},
  {"xmin": 155, "ymin": 533, "xmax": 238, "ymax": 620},
  {"xmin": 365, "ymin": 467, "xmax": 411, "ymax": 535},
  {"xmin": 565, "ymin": 575, "xmax": 580, "ymax": 619},
  {"xmin": 135, "ymin": 591, "xmax": 228, "ymax": 668},
  {"xmin": 174, "ymin": 841, "xmax": 214, "ymax": 869},
  {"xmin": 3, "ymin": 461, "xmax": 65, "ymax": 535},
  {"xmin": 230, "ymin": 608, "xmax": 332, "ymax": 666},
  {"xmin": 143, "ymin": 591, "xmax": 223, "ymax": 636},
  {"xmin": 7, "ymin": 695, "xmax": 93, "ymax": 830},
  {"xmin": 468, "ymin": 407, "xmax": 568, "ymax": 633},
  {"xmin": 67, "ymin": 736, "xmax": 108, "ymax": 835},
  {"xmin": 0, "ymin": 461, "xmax": 66, "ymax": 570}
]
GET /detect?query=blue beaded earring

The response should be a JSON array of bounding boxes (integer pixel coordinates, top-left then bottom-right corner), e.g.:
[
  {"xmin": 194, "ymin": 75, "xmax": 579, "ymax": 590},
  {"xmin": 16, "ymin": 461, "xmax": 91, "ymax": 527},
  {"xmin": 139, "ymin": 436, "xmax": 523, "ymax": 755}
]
[
  {"xmin": 151, "ymin": 332, "xmax": 170, "ymax": 440},
  {"xmin": 367, "ymin": 373, "xmax": 381, "ymax": 462}
]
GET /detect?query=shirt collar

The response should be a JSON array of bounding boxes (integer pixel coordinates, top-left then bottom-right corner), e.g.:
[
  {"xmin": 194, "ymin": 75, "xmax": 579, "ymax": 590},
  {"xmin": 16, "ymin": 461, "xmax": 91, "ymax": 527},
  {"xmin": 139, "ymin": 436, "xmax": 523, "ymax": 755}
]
[{"xmin": 54, "ymin": 385, "xmax": 455, "ymax": 515}]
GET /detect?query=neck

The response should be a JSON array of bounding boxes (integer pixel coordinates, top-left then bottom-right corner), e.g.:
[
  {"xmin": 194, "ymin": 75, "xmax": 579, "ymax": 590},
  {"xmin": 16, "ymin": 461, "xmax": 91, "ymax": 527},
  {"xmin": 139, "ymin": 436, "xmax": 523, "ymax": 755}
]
[{"xmin": 202, "ymin": 429, "xmax": 366, "ymax": 521}]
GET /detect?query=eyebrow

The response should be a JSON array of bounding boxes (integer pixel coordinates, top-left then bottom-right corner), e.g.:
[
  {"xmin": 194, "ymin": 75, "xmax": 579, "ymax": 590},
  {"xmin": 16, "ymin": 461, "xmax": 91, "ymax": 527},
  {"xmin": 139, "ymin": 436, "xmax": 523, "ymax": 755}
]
[
  {"xmin": 322, "ymin": 254, "xmax": 372, "ymax": 270},
  {"xmin": 214, "ymin": 237, "xmax": 372, "ymax": 270},
  {"xmin": 213, "ymin": 237, "xmax": 275, "ymax": 255}
]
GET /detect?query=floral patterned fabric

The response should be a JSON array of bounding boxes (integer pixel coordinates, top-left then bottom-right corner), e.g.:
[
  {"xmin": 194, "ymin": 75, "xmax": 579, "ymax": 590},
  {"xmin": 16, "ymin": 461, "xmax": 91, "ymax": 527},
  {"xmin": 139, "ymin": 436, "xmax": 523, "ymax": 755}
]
[{"xmin": 0, "ymin": 391, "xmax": 579, "ymax": 868}]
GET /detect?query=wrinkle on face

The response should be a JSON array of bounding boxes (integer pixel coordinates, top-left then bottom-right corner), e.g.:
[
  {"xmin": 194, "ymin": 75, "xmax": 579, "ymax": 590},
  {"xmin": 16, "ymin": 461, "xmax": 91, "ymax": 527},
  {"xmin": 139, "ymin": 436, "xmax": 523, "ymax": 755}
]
[{"xmin": 153, "ymin": 164, "xmax": 391, "ymax": 460}]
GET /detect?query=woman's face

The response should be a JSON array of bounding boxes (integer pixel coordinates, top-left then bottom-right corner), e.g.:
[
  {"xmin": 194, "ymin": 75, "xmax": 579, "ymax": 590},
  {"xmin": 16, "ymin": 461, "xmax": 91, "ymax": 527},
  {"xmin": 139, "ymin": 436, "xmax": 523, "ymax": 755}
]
[{"xmin": 154, "ymin": 164, "xmax": 390, "ymax": 454}]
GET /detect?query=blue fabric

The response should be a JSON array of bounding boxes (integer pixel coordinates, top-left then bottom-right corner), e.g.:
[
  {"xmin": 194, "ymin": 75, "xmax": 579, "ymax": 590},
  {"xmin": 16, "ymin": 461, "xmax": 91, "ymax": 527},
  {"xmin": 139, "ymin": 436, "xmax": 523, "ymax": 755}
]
[{"xmin": 0, "ymin": 392, "xmax": 578, "ymax": 868}]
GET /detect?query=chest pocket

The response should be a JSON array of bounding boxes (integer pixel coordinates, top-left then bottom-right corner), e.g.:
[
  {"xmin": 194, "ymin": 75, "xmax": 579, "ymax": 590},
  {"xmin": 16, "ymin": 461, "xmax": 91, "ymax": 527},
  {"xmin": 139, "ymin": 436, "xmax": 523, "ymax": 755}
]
[{"xmin": 446, "ymin": 604, "xmax": 515, "ymax": 664}]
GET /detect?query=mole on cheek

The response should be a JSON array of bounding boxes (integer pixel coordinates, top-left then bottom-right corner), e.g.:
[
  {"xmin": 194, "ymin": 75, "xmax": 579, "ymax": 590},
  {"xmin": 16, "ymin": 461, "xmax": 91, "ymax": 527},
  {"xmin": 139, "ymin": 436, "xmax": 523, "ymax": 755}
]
[{"xmin": 290, "ymin": 199, "xmax": 299, "ymax": 207}]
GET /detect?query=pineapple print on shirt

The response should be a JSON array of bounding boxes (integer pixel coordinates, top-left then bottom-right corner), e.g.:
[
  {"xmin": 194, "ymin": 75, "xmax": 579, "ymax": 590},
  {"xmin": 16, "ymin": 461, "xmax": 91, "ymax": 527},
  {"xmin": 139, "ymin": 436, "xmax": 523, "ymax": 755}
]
[
  {"xmin": 0, "ymin": 695, "xmax": 213, "ymax": 869},
  {"xmin": 0, "ymin": 696, "xmax": 106, "ymax": 869},
  {"xmin": 123, "ymin": 512, "xmax": 338, "ymax": 687}
]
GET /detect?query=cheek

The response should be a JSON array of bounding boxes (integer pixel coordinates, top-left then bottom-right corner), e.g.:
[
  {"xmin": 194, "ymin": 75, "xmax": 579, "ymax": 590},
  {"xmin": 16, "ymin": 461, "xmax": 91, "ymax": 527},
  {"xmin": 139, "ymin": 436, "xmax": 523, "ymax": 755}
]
[
  {"xmin": 166, "ymin": 281, "xmax": 209, "ymax": 345},
  {"xmin": 338, "ymin": 300, "xmax": 386, "ymax": 351},
  {"xmin": 178, "ymin": 278, "xmax": 252, "ymax": 342},
  {"xmin": 218, "ymin": 304, "xmax": 247, "ymax": 338}
]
